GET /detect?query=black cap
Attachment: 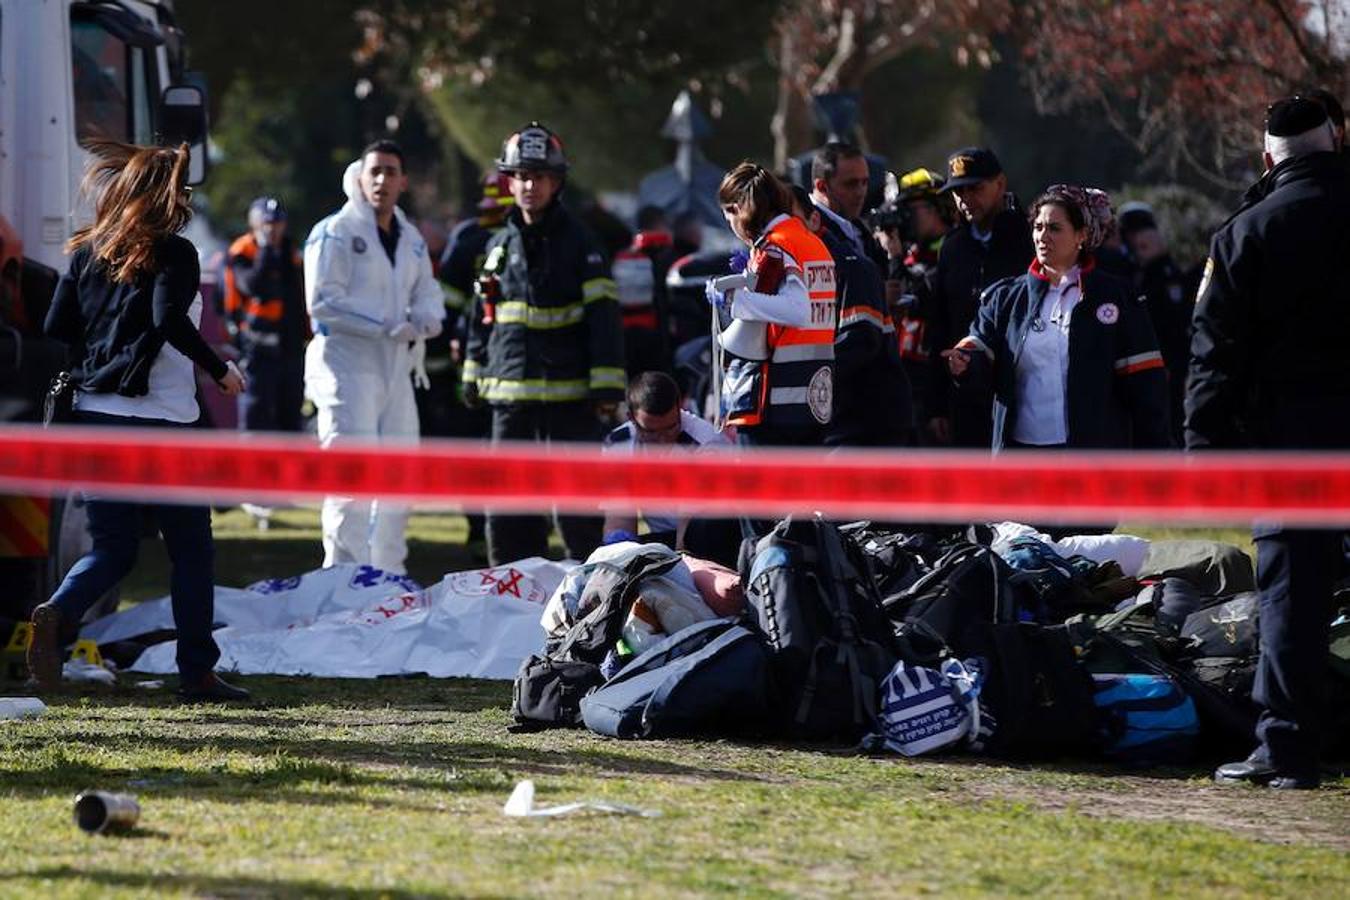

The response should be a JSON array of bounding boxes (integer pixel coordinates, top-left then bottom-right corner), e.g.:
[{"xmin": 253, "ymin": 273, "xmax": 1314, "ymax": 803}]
[
  {"xmin": 1117, "ymin": 202, "xmax": 1157, "ymax": 240},
  {"xmin": 940, "ymin": 147, "xmax": 1002, "ymax": 192},
  {"xmin": 1265, "ymin": 96, "xmax": 1330, "ymax": 137},
  {"xmin": 1306, "ymin": 88, "xmax": 1345, "ymax": 130}
]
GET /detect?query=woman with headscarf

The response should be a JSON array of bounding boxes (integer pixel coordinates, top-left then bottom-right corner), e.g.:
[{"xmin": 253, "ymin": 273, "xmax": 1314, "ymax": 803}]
[
  {"xmin": 942, "ymin": 185, "xmax": 1171, "ymax": 451},
  {"xmin": 30, "ymin": 140, "xmax": 250, "ymax": 701}
]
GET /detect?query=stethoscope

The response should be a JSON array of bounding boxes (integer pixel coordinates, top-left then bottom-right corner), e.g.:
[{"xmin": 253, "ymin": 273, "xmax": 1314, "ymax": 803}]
[{"xmin": 1030, "ymin": 270, "xmax": 1084, "ymax": 332}]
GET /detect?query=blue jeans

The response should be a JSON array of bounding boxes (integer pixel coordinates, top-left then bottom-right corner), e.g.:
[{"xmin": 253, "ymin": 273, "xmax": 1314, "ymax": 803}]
[{"xmin": 48, "ymin": 412, "xmax": 220, "ymax": 680}]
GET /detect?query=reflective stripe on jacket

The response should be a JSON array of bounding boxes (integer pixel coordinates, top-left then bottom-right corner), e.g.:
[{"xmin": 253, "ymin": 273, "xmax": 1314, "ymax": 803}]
[
  {"xmin": 720, "ymin": 214, "xmax": 837, "ymax": 429},
  {"xmin": 463, "ymin": 203, "xmax": 625, "ymax": 405}
]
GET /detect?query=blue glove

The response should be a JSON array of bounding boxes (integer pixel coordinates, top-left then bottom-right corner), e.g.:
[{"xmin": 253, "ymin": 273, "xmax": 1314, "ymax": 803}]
[
  {"xmin": 602, "ymin": 529, "xmax": 639, "ymax": 546},
  {"xmin": 704, "ymin": 277, "xmax": 728, "ymax": 310},
  {"xmin": 728, "ymin": 249, "xmax": 750, "ymax": 274}
]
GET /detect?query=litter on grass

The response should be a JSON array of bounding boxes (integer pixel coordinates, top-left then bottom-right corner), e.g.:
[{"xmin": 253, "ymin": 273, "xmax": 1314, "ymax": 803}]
[
  {"xmin": 0, "ymin": 697, "xmax": 47, "ymax": 719},
  {"xmin": 502, "ymin": 779, "xmax": 661, "ymax": 819}
]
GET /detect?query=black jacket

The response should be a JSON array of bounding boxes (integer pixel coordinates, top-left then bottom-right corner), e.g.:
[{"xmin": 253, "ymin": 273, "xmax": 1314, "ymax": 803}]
[
  {"xmin": 929, "ymin": 204, "xmax": 1034, "ymax": 442},
  {"xmin": 463, "ymin": 203, "xmax": 625, "ymax": 405},
  {"xmin": 45, "ymin": 235, "xmax": 226, "ymax": 395},
  {"xmin": 225, "ymin": 233, "xmax": 307, "ymax": 355},
  {"xmin": 818, "ymin": 227, "xmax": 913, "ymax": 446},
  {"xmin": 1186, "ymin": 152, "xmax": 1350, "ymax": 451},
  {"xmin": 963, "ymin": 263, "xmax": 1171, "ymax": 451}
]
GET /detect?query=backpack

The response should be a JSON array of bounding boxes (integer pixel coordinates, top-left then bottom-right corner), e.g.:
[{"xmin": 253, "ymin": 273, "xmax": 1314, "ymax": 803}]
[
  {"xmin": 842, "ymin": 526, "xmax": 931, "ymax": 602},
  {"xmin": 865, "ymin": 657, "xmax": 988, "ymax": 757},
  {"xmin": 1092, "ymin": 673, "xmax": 1200, "ymax": 764},
  {"xmin": 1180, "ymin": 592, "xmax": 1259, "ymax": 658},
  {"xmin": 743, "ymin": 516, "xmax": 897, "ymax": 741},
  {"xmin": 510, "ymin": 550, "xmax": 680, "ymax": 730},
  {"xmin": 1065, "ymin": 610, "xmax": 1258, "ymax": 750},
  {"xmin": 959, "ymin": 623, "xmax": 1100, "ymax": 758},
  {"xmin": 579, "ymin": 618, "xmax": 770, "ymax": 739},
  {"xmin": 884, "ymin": 543, "xmax": 1020, "ymax": 665}
]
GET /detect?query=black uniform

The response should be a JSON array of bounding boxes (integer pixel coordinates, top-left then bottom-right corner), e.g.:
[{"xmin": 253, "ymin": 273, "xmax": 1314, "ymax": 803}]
[
  {"xmin": 1134, "ymin": 254, "xmax": 1198, "ymax": 445},
  {"xmin": 1186, "ymin": 151, "xmax": 1350, "ymax": 780},
  {"xmin": 928, "ymin": 204, "xmax": 1034, "ymax": 447},
  {"xmin": 817, "ymin": 226, "xmax": 913, "ymax": 446},
  {"xmin": 464, "ymin": 202, "xmax": 625, "ymax": 566}
]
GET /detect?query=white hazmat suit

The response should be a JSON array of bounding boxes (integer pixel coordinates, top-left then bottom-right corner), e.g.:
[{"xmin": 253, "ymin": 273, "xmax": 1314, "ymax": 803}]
[{"xmin": 303, "ymin": 160, "xmax": 444, "ymax": 574}]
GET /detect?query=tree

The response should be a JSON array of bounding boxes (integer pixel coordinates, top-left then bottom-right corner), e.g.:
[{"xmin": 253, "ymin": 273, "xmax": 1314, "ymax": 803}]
[
  {"xmin": 768, "ymin": 0, "xmax": 1014, "ymax": 169},
  {"xmin": 1014, "ymin": 0, "xmax": 1350, "ymax": 189},
  {"xmin": 360, "ymin": 0, "xmax": 781, "ymax": 188}
]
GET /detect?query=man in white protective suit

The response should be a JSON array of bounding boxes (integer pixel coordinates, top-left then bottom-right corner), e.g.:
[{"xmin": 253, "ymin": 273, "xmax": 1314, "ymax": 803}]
[{"xmin": 303, "ymin": 139, "xmax": 445, "ymax": 574}]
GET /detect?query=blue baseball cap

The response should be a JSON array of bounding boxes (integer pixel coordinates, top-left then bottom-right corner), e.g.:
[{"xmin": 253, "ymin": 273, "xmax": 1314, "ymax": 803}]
[{"xmin": 248, "ymin": 196, "xmax": 287, "ymax": 223}]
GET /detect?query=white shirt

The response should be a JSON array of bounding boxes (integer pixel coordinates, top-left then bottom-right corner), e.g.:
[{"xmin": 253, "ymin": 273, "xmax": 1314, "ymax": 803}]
[
  {"xmin": 1011, "ymin": 268, "xmax": 1081, "ymax": 446},
  {"xmin": 75, "ymin": 292, "xmax": 204, "ymax": 423}
]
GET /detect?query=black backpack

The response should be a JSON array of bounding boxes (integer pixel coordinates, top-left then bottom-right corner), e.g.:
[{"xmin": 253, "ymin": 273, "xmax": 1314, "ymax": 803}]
[
  {"xmin": 510, "ymin": 550, "xmax": 680, "ymax": 731},
  {"xmin": 961, "ymin": 622, "xmax": 1101, "ymax": 758},
  {"xmin": 841, "ymin": 525, "xmax": 932, "ymax": 603},
  {"xmin": 743, "ymin": 516, "xmax": 898, "ymax": 742},
  {"xmin": 884, "ymin": 543, "xmax": 1021, "ymax": 664}
]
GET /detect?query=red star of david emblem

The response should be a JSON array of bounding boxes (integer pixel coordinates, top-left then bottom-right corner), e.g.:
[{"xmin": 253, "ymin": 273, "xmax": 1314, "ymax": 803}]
[{"xmin": 480, "ymin": 568, "xmax": 524, "ymax": 598}]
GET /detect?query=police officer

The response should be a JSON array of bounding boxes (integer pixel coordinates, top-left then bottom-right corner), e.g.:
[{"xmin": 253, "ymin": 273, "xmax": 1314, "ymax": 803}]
[
  {"xmin": 1187, "ymin": 97, "xmax": 1350, "ymax": 789},
  {"xmin": 1118, "ymin": 202, "xmax": 1198, "ymax": 445},
  {"xmin": 463, "ymin": 122, "xmax": 625, "ymax": 566},
  {"xmin": 929, "ymin": 147, "xmax": 1034, "ymax": 447}
]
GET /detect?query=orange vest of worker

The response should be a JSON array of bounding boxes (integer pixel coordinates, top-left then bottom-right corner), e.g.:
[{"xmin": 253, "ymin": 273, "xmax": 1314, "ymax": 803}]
[
  {"xmin": 724, "ymin": 215, "xmax": 836, "ymax": 430},
  {"xmin": 223, "ymin": 234, "xmax": 301, "ymax": 347}
]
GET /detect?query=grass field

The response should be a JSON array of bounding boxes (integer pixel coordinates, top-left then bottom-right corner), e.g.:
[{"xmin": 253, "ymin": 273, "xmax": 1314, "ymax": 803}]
[{"xmin": 3, "ymin": 511, "xmax": 1346, "ymax": 898}]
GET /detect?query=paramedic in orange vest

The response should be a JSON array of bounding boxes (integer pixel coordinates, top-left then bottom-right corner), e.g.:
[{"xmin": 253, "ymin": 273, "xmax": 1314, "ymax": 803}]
[
  {"xmin": 223, "ymin": 196, "xmax": 308, "ymax": 432},
  {"xmin": 710, "ymin": 163, "xmax": 837, "ymax": 447}
]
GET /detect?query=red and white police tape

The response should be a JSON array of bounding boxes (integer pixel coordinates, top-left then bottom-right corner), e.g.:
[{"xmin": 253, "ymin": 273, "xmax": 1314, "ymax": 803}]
[{"xmin": 2, "ymin": 424, "xmax": 1349, "ymax": 526}]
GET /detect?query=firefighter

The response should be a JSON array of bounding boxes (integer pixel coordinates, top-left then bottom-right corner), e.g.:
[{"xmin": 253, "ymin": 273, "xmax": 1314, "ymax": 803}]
[{"xmin": 463, "ymin": 122, "xmax": 625, "ymax": 566}]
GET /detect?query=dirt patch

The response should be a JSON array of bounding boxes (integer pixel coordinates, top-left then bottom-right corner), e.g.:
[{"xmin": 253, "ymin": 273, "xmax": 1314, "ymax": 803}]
[{"xmin": 963, "ymin": 773, "xmax": 1350, "ymax": 850}]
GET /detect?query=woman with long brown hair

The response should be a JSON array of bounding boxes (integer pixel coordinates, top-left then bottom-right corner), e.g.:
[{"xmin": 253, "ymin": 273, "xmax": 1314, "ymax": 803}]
[{"xmin": 29, "ymin": 140, "xmax": 250, "ymax": 701}]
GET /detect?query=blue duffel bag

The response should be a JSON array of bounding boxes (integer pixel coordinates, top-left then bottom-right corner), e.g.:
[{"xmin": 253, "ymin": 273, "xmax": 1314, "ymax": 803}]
[
  {"xmin": 1092, "ymin": 673, "xmax": 1199, "ymax": 764},
  {"xmin": 580, "ymin": 617, "xmax": 771, "ymax": 739}
]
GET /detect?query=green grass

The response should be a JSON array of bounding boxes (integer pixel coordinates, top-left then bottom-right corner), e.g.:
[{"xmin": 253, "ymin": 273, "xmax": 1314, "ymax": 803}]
[
  {"xmin": 1, "ymin": 679, "xmax": 1346, "ymax": 898},
  {"xmin": 10, "ymin": 513, "xmax": 1345, "ymax": 897}
]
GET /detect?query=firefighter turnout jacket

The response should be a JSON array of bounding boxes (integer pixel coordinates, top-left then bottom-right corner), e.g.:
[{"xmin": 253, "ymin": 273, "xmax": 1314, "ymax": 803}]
[{"xmin": 463, "ymin": 203, "xmax": 625, "ymax": 404}]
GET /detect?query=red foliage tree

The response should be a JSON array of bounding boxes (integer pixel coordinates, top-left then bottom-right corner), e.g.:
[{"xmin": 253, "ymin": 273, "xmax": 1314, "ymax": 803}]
[{"xmin": 1016, "ymin": 0, "xmax": 1349, "ymax": 187}]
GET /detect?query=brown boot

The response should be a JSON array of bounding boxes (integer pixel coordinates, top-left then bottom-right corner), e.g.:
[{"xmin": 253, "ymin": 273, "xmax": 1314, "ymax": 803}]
[{"xmin": 26, "ymin": 604, "xmax": 64, "ymax": 689}]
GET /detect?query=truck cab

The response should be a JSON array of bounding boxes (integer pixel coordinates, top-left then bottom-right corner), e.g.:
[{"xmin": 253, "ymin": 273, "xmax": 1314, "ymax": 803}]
[{"xmin": 0, "ymin": 0, "xmax": 209, "ymax": 623}]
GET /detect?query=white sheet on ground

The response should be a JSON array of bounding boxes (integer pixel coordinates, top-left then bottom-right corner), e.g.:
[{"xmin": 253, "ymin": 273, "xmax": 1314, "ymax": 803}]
[{"xmin": 86, "ymin": 560, "xmax": 568, "ymax": 680}]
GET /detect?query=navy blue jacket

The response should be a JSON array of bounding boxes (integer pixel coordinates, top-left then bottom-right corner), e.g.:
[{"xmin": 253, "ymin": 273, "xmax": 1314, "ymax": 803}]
[
  {"xmin": 961, "ymin": 262, "xmax": 1171, "ymax": 451},
  {"xmin": 1186, "ymin": 152, "xmax": 1350, "ymax": 451},
  {"xmin": 817, "ymin": 225, "xmax": 913, "ymax": 446}
]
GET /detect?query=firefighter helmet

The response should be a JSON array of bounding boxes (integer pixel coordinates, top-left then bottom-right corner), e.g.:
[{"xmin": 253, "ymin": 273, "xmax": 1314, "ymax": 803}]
[
  {"xmin": 497, "ymin": 122, "xmax": 569, "ymax": 175},
  {"xmin": 893, "ymin": 167, "xmax": 946, "ymax": 203},
  {"xmin": 477, "ymin": 169, "xmax": 515, "ymax": 212}
]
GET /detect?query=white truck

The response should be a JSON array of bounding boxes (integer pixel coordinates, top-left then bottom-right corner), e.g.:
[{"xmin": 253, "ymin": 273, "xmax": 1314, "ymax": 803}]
[{"xmin": 0, "ymin": 0, "xmax": 210, "ymax": 627}]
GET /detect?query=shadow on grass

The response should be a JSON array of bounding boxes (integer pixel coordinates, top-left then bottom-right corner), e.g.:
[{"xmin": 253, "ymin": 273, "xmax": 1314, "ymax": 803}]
[
  {"xmin": 14, "ymin": 867, "xmax": 449, "ymax": 900},
  {"xmin": 29, "ymin": 676, "xmax": 513, "ymax": 713},
  {"xmin": 0, "ymin": 728, "xmax": 771, "ymax": 812}
]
